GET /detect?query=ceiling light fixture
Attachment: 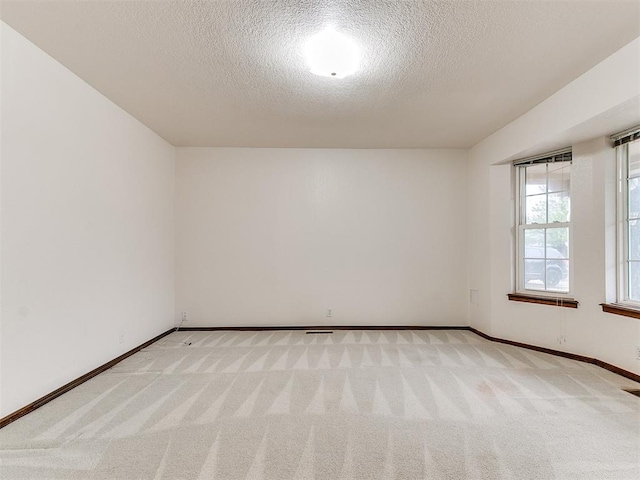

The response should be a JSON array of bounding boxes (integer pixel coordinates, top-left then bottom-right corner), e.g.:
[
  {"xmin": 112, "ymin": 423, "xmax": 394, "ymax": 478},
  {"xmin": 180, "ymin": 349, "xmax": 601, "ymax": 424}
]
[{"xmin": 304, "ymin": 26, "xmax": 360, "ymax": 79}]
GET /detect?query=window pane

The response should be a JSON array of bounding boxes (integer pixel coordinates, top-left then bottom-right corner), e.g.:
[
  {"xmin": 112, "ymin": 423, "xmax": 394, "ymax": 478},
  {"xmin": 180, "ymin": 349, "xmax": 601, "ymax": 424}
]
[
  {"xmin": 548, "ymin": 162, "xmax": 570, "ymax": 193},
  {"xmin": 524, "ymin": 229, "xmax": 544, "ymax": 258},
  {"xmin": 525, "ymin": 164, "xmax": 547, "ymax": 195},
  {"xmin": 524, "ymin": 259, "xmax": 545, "ymax": 290},
  {"xmin": 629, "ymin": 141, "xmax": 640, "ymax": 178},
  {"xmin": 629, "ymin": 220, "xmax": 640, "ymax": 261},
  {"xmin": 526, "ymin": 194, "xmax": 546, "ymax": 224},
  {"xmin": 548, "ymin": 192, "xmax": 570, "ymax": 223},
  {"xmin": 629, "ymin": 178, "xmax": 640, "ymax": 220},
  {"xmin": 547, "ymin": 260, "xmax": 569, "ymax": 292},
  {"xmin": 546, "ymin": 227, "xmax": 568, "ymax": 258},
  {"xmin": 629, "ymin": 261, "xmax": 640, "ymax": 302}
]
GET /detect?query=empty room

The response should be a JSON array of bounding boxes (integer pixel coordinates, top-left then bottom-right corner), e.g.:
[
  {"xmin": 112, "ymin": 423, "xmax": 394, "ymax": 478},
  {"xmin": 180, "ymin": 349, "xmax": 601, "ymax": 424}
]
[{"xmin": 1, "ymin": 1, "xmax": 639, "ymax": 479}]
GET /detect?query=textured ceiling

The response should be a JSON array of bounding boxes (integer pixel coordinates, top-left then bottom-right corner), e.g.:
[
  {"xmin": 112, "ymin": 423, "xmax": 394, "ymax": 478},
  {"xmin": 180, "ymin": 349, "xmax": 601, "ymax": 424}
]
[{"xmin": 1, "ymin": 0, "xmax": 639, "ymax": 148}]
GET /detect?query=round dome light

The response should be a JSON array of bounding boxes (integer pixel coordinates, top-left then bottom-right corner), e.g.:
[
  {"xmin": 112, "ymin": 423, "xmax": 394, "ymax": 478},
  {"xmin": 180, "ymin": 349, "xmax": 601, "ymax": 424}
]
[{"xmin": 304, "ymin": 26, "xmax": 360, "ymax": 79}]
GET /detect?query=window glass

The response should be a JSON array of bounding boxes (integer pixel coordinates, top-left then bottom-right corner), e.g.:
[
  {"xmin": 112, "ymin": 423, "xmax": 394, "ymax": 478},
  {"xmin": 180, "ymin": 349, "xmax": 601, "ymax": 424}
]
[
  {"xmin": 546, "ymin": 260, "xmax": 569, "ymax": 292},
  {"xmin": 524, "ymin": 260, "xmax": 546, "ymax": 291},
  {"xmin": 629, "ymin": 261, "xmax": 640, "ymax": 302},
  {"xmin": 629, "ymin": 220, "xmax": 640, "ymax": 261},
  {"xmin": 525, "ymin": 195, "xmax": 546, "ymax": 224},
  {"xmin": 546, "ymin": 227, "xmax": 569, "ymax": 258},
  {"xmin": 548, "ymin": 192, "xmax": 570, "ymax": 223},
  {"xmin": 548, "ymin": 163, "xmax": 570, "ymax": 193},
  {"xmin": 525, "ymin": 164, "xmax": 547, "ymax": 195},
  {"xmin": 629, "ymin": 141, "xmax": 640, "ymax": 178},
  {"xmin": 524, "ymin": 229, "xmax": 544, "ymax": 255},
  {"xmin": 629, "ymin": 178, "xmax": 639, "ymax": 221}
]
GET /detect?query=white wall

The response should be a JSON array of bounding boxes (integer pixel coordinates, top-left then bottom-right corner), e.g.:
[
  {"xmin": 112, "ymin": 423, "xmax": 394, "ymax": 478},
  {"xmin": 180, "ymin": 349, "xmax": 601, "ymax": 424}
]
[
  {"xmin": 176, "ymin": 148, "xmax": 468, "ymax": 327},
  {"xmin": 0, "ymin": 23, "xmax": 175, "ymax": 416},
  {"xmin": 468, "ymin": 37, "xmax": 640, "ymax": 375}
]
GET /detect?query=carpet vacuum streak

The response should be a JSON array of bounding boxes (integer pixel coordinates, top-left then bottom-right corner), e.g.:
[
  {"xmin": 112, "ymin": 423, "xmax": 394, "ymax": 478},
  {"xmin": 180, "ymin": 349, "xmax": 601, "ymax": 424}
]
[{"xmin": 1, "ymin": 329, "xmax": 638, "ymax": 479}]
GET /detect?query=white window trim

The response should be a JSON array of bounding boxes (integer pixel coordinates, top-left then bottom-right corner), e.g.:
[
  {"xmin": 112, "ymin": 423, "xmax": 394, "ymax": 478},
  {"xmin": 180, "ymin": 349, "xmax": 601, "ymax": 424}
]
[
  {"xmin": 616, "ymin": 142, "xmax": 640, "ymax": 308},
  {"xmin": 515, "ymin": 162, "xmax": 573, "ymax": 297}
]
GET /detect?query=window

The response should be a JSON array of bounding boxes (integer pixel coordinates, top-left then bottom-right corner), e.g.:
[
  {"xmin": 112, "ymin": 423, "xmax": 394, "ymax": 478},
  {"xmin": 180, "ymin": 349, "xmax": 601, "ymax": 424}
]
[
  {"xmin": 616, "ymin": 136, "xmax": 640, "ymax": 306},
  {"xmin": 515, "ymin": 150, "xmax": 571, "ymax": 295}
]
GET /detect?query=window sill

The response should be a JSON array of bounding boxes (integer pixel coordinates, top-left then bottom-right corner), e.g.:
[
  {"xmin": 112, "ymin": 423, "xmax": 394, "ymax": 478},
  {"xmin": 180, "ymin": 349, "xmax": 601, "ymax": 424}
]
[
  {"xmin": 600, "ymin": 303, "xmax": 640, "ymax": 320},
  {"xmin": 507, "ymin": 293, "xmax": 578, "ymax": 308}
]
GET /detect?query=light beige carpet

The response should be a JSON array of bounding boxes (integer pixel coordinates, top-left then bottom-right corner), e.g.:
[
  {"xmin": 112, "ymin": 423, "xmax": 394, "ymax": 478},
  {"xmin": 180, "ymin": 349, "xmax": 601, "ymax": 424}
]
[{"xmin": 0, "ymin": 329, "xmax": 639, "ymax": 479}]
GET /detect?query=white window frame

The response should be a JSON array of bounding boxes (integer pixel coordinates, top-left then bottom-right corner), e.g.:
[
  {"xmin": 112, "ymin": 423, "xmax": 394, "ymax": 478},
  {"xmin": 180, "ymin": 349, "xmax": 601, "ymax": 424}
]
[
  {"xmin": 616, "ymin": 141, "xmax": 640, "ymax": 307},
  {"xmin": 515, "ymin": 153, "xmax": 573, "ymax": 297}
]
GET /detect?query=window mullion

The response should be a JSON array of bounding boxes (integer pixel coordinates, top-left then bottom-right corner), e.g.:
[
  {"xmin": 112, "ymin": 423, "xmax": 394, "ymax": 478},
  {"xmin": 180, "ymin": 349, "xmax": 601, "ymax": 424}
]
[{"xmin": 521, "ymin": 222, "xmax": 570, "ymax": 230}]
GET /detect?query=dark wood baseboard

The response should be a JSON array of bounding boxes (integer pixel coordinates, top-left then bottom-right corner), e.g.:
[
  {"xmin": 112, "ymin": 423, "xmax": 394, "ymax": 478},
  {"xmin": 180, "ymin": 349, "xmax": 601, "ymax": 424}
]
[
  {"xmin": 2, "ymin": 324, "xmax": 638, "ymax": 430},
  {"xmin": 0, "ymin": 327, "xmax": 175, "ymax": 430},
  {"xmin": 178, "ymin": 325, "xmax": 470, "ymax": 331},
  {"xmin": 468, "ymin": 327, "xmax": 640, "ymax": 384}
]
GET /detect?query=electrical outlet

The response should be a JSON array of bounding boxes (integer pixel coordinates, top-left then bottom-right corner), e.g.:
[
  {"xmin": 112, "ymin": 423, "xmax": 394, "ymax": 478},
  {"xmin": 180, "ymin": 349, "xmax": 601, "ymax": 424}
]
[
  {"xmin": 119, "ymin": 331, "xmax": 125, "ymax": 344},
  {"xmin": 181, "ymin": 311, "xmax": 188, "ymax": 322},
  {"xmin": 470, "ymin": 289, "xmax": 479, "ymax": 305},
  {"xmin": 636, "ymin": 346, "xmax": 640, "ymax": 360},
  {"xmin": 326, "ymin": 309, "xmax": 333, "ymax": 318}
]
